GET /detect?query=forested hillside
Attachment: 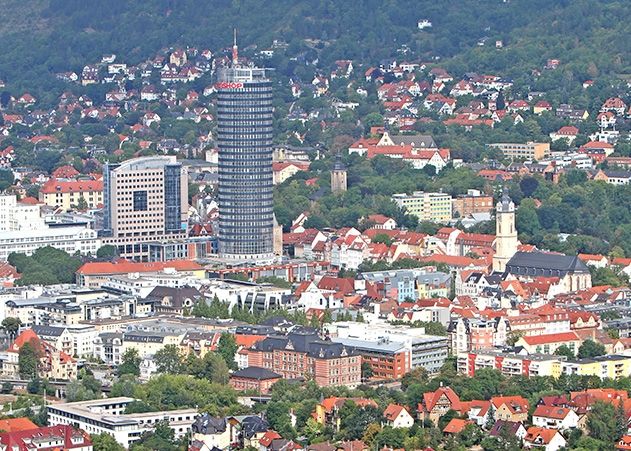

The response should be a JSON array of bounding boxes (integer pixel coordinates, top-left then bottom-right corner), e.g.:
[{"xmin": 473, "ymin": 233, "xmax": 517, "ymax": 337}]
[{"xmin": 1, "ymin": 0, "xmax": 630, "ymax": 98}]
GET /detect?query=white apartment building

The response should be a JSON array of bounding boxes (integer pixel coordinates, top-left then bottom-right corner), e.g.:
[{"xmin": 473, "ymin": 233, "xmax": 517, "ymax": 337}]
[
  {"xmin": 0, "ymin": 226, "xmax": 100, "ymax": 261},
  {"xmin": 0, "ymin": 194, "xmax": 46, "ymax": 231},
  {"xmin": 48, "ymin": 397, "xmax": 197, "ymax": 448}
]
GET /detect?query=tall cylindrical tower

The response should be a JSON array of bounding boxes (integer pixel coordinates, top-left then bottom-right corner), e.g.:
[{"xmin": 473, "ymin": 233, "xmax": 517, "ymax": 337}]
[{"xmin": 216, "ymin": 65, "xmax": 274, "ymax": 263}]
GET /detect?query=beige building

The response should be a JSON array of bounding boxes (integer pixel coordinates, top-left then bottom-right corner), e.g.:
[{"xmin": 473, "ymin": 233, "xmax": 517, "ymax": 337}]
[
  {"xmin": 452, "ymin": 190, "xmax": 494, "ymax": 218},
  {"xmin": 392, "ymin": 191, "xmax": 452, "ymax": 222},
  {"xmin": 331, "ymin": 154, "xmax": 348, "ymax": 193},
  {"xmin": 39, "ymin": 179, "xmax": 103, "ymax": 211},
  {"xmin": 493, "ymin": 190, "xmax": 518, "ymax": 272},
  {"xmin": 489, "ymin": 142, "xmax": 550, "ymax": 161},
  {"xmin": 101, "ymin": 156, "xmax": 188, "ymax": 261}
]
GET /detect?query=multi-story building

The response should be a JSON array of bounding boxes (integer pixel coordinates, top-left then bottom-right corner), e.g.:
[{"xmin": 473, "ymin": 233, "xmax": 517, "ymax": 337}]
[
  {"xmin": 488, "ymin": 142, "xmax": 551, "ymax": 160},
  {"xmin": 39, "ymin": 179, "xmax": 103, "ymax": 211},
  {"xmin": 448, "ymin": 317, "xmax": 510, "ymax": 354},
  {"xmin": 47, "ymin": 397, "xmax": 197, "ymax": 448},
  {"xmin": 100, "ymin": 156, "xmax": 188, "ymax": 261},
  {"xmin": 330, "ymin": 322, "xmax": 449, "ymax": 374},
  {"xmin": 452, "ymin": 190, "xmax": 494, "ymax": 218},
  {"xmin": 75, "ymin": 259, "xmax": 204, "ymax": 288},
  {"xmin": 457, "ymin": 350, "xmax": 563, "ymax": 379},
  {"xmin": 216, "ymin": 60, "xmax": 274, "ymax": 264},
  {"xmin": 331, "ymin": 337, "xmax": 409, "ymax": 380},
  {"xmin": 392, "ymin": 191, "xmax": 452, "ymax": 222},
  {"xmin": 459, "ymin": 350, "xmax": 631, "ymax": 381},
  {"xmin": 247, "ymin": 331, "xmax": 361, "ymax": 387},
  {"xmin": 0, "ymin": 226, "xmax": 99, "ymax": 261},
  {"xmin": 0, "ymin": 194, "xmax": 45, "ymax": 231},
  {"xmin": 361, "ymin": 268, "xmax": 451, "ymax": 303}
]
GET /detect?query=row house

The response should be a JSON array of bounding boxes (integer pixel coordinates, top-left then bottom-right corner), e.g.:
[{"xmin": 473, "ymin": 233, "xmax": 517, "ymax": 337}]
[
  {"xmin": 330, "ymin": 233, "xmax": 369, "ymax": 270},
  {"xmin": 448, "ymin": 316, "xmax": 510, "ymax": 354},
  {"xmin": 2, "ymin": 329, "xmax": 77, "ymax": 380}
]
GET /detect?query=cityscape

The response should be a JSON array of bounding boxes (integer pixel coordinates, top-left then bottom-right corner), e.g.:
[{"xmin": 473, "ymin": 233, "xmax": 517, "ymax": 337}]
[{"xmin": 1, "ymin": 1, "xmax": 631, "ymax": 451}]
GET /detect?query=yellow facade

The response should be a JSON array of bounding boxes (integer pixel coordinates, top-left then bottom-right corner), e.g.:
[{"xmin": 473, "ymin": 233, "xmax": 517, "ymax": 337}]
[
  {"xmin": 392, "ymin": 191, "xmax": 452, "ymax": 222},
  {"xmin": 39, "ymin": 189, "xmax": 103, "ymax": 212}
]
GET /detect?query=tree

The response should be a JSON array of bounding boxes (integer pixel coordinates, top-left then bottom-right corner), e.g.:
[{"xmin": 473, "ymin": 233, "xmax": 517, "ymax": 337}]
[
  {"xmin": 587, "ymin": 401, "xmax": 618, "ymax": 442},
  {"xmin": 118, "ymin": 348, "xmax": 141, "ymax": 377},
  {"xmin": 76, "ymin": 195, "xmax": 88, "ymax": 211},
  {"xmin": 361, "ymin": 362, "xmax": 373, "ymax": 381},
  {"xmin": 154, "ymin": 344, "xmax": 183, "ymax": 374},
  {"xmin": 1, "ymin": 382, "xmax": 12, "ymax": 394},
  {"xmin": 485, "ymin": 403, "xmax": 496, "ymax": 430},
  {"xmin": 18, "ymin": 342, "xmax": 40, "ymax": 379},
  {"xmin": 217, "ymin": 333, "xmax": 237, "ymax": 370},
  {"xmin": 578, "ymin": 340, "xmax": 606, "ymax": 359},
  {"xmin": 372, "ymin": 233, "xmax": 393, "ymax": 246},
  {"xmin": 92, "ymin": 433, "xmax": 125, "ymax": 451},
  {"xmin": 554, "ymin": 344, "xmax": 575, "ymax": 360},
  {"xmin": 1, "ymin": 317, "xmax": 22, "ymax": 339},
  {"xmin": 96, "ymin": 245, "xmax": 118, "ymax": 259},
  {"xmin": 519, "ymin": 176, "xmax": 539, "ymax": 197},
  {"xmin": 0, "ymin": 169, "xmax": 14, "ymax": 191}
]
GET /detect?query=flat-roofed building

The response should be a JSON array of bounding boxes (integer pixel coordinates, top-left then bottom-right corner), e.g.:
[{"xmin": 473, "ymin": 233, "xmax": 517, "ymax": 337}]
[
  {"xmin": 452, "ymin": 189, "xmax": 494, "ymax": 218},
  {"xmin": 0, "ymin": 226, "xmax": 99, "ymax": 261},
  {"xmin": 47, "ymin": 397, "xmax": 197, "ymax": 448},
  {"xmin": 489, "ymin": 142, "xmax": 550, "ymax": 160},
  {"xmin": 100, "ymin": 156, "xmax": 188, "ymax": 261},
  {"xmin": 392, "ymin": 191, "xmax": 452, "ymax": 222}
]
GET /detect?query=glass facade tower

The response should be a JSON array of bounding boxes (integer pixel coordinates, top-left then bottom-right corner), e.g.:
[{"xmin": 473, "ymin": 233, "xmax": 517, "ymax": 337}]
[{"xmin": 216, "ymin": 66, "xmax": 274, "ymax": 263}]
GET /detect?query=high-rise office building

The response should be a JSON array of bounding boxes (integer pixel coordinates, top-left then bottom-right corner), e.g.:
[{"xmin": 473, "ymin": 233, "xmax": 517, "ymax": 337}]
[
  {"xmin": 100, "ymin": 156, "xmax": 188, "ymax": 261},
  {"xmin": 216, "ymin": 43, "xmax": 274, "ymax": 264}
]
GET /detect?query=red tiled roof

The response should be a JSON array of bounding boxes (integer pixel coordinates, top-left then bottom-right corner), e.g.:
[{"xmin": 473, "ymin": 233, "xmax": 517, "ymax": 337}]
[
  {"xmin": 524, "ymin": 427, "xmax": 559, "ymax": 445},
  {"xmin": 533, "ymin": 405, "xmax": 572, "ymax": 420},
  {"xmin": 77, "ymin": 259, "xmax": 203, "ymax": 275},
  {"xmin": 520, "ymin": 331, "xmax": 580, "ymax": 345},
  {"xmin": 0, "ymin": 418, "xmax": 37, "ymax": 433},
  {"xmin": 52, "ymin": 165, "xmax": 80, "ymax": 179},
  {"xmin": 40, "ymin": 179, "xmax": 102, "ymax": 194},
  {"xmin": 0, "ymin": 425, "xmax": 90, "ymax": 451},
  {"xmin": 422, "ymin": 387, "xmax": 461, "ymax": 412},
  {"xmin": 443, "ymin": 418, "xmax": 473, "ymax": 434},
  {"xmin": 383, "ymin": 404, "xmax": 409, "ymax": 421},
  {"xmin": 235, "ymin": 335, "xmax": 265, "ymax": 348}
]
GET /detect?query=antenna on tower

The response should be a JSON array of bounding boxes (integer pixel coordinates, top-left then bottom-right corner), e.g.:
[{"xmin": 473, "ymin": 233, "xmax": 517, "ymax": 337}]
[{"xmin": 232, "ymin": 28, "xmax": 239, "ymax": 66}]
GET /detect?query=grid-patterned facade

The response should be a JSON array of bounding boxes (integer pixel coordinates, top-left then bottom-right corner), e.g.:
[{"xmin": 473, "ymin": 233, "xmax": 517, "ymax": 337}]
[
  {"xmin": 216, "ymin": 67, "xmax": 274, "ymax": 263},
  {"xmin": 100, "ymin": 156, "xmax": 187, "ymax": 261}
]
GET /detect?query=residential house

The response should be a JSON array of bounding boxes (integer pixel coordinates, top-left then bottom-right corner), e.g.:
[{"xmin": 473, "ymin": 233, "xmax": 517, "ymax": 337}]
[
  {"xmin": 492, "ymin": 396, "xmax": 529, "ymax": 423},
  {"xmin": 489, "ymin": 420, "xmax": 527, "ymax": 441},
  {"xmin": 418, "ymin": 386, "xmax": 461, "ymax": 425},
  {"xmin": 532, "ymin": 405, "xmax": 580, "ymax": 430},
  {"xmin": 523, "ymin": 427, "xmax": 566, "ymax": 451},
  {"xmin": 382, "ymin": 404, "xmax": 414, "ymax": 429}
]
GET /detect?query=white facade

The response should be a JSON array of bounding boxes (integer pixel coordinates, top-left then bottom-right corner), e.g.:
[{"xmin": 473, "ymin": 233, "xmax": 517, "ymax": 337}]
[
  {"xmin": 0, "ymin": 195, "xmax": 46, "ymax": 231},
  {"xmin": 48, "ymin": 397, "xmax": 197, "ymax": 448},
  {"xmin": 0, "ymin": 226, "xmax": 100, "ymax": 261},
  {"xmin": 532, "ymin": 409, "xmax": 580, "ymax": 430}
]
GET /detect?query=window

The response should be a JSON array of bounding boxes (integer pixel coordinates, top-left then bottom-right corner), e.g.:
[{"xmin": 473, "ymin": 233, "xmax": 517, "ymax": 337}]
[{"xmin": 133, "ymin": 191, "xmax": 148, "ymax": 211}]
